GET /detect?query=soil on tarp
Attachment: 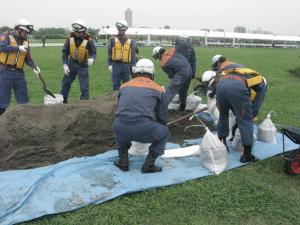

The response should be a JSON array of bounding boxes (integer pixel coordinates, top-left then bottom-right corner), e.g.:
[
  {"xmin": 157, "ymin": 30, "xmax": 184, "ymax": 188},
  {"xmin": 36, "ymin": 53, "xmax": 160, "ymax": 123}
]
[{"xmin": 0, "ymin": 93, "xmax": 210, "ymax": 171}]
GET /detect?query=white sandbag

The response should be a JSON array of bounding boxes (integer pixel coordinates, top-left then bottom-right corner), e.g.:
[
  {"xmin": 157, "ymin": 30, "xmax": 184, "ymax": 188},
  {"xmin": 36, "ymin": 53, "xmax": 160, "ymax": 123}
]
[
  {"xmin": 199, "ymin": 128, "xmax": 228, "ymax": 175},
  {"xmin": 185, "ymin": 92, "xmax": 202, "ymax": 111},
  {"xmin": 161, "ymin": 145, "xmax": 200, "ymax": 158},
  {"xmin": 128, "ymin": 142, "xmax": 150, "ymax": 155},
  {"xmin": 228, "ymin": 111, "xmax": 236, "ymax": 140},
  {"xmin": 232, "ymin": 128, "xmax": 257, "ymax": 151},
  {"xmin": 44, "ymin": 94, "xmax": 64, "ymax": 105},
  {"xmin": 207, "ymin": 96, "xmax": 219, "ymax": 120},
  {"xmin": 168, "ymin": 94, "xmax": 180, "ymax": 110},
  {"xmin": 257, "ymin": 112, "xmax": 277, "ymax": 144}
]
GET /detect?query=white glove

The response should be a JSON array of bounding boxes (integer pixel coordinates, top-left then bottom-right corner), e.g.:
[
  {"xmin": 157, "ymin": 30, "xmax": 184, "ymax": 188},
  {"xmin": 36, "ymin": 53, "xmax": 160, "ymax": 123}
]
[
  {"xmin": 33, "ymin": 66, "xmax": 41, "ymax": 76},
  {"xmin": 87, "ymin": 58, "xmax": 94, "ymax": 66},
  {"xmin": 108, "ymin": 65, "xmax": 113, "ymax": 73},
  {"xmin": 19, "ymin": 46, "xmax": 28, "ymax": 52},
  {"xmin": 132, "ymin": 66, "xmax": 136, "ymax": 74},
  {"xmin": 63, "ymin": 64, "xmax": 70, "ymax": 75}
]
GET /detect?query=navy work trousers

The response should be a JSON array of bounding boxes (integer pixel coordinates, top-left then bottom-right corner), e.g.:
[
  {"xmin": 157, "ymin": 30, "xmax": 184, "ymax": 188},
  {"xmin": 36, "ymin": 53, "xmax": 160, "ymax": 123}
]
[
  {"xmin": 113, "ymin": 118, "xmax": 169, "ymax": 155},
  {"xmin": 0, "ymin": 68, "xmax": 28, "ymax": 109},
  {"xmin": 216, "ymin": 78, "xmax": 253, "ymax": 146}
]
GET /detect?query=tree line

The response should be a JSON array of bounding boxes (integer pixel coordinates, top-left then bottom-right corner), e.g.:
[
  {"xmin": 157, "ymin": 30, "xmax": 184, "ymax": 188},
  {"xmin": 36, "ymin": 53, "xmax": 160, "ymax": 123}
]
[{"xmin": 0, "ymin": 27, "xmax": 100, "ymax": 39}]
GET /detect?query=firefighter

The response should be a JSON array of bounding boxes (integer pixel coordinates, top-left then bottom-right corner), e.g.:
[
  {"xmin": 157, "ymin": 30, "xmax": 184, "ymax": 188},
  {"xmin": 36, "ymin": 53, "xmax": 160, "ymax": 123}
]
[
  {"xmin": 60, "ymin": 19, "xmax": 97, "ymax": 103},
  {"xmin": 174, "ymin": 36, "xmax": 196, "ymax": 111},
  {"xmin": 0, "ymin": 19, "xmax": 41, "ymax": 116},
  {"xmin": 107, "ymin": 20, "xmax": 136, "ymax": 91},
  {"xmin": 152, "ymin": 46, "xmax": 192, "ymax": 106},
  {"xmin": 113, "ymin": 58, "xmax": 169, "ymax": 173},
  {"xmin": 212, "ymin": 55, "xmax": 267, "ymax": 163}
]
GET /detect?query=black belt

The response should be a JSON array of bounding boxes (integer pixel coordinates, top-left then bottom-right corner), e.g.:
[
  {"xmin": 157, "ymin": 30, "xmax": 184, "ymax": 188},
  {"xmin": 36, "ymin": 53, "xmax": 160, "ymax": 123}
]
[{"xmin": 0, "ymin": 63, "xmax": 23, "ymax": 72}]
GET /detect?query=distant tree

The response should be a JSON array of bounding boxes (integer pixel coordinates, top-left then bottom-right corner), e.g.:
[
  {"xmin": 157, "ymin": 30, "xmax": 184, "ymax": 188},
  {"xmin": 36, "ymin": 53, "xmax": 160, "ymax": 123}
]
[
  {"xmin": 87, "ymin": 28, "xmax": 100, "ymax": 38},
  {"xmin": 33, "ymin": 27, "xmax": 69, "ymax": 39},
  {"xmin": 164, "ymin": 25, "xmax": 171, "ymax": 29},
  {"xmin": 0, "ymin": 26, "xmax": 13, "ymax": 33}
]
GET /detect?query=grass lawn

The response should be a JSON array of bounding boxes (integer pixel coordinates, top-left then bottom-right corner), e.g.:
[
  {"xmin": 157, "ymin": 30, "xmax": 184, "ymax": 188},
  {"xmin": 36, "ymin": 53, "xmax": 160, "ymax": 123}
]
[{"xmin": 12, "ymin": 46, "xmax": 300, "ymax": 225}]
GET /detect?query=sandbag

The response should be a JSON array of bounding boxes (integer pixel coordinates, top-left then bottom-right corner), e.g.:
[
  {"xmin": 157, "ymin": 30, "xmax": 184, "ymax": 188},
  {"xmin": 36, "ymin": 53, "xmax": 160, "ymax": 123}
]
[
  {"xmin": 44, "ymin": 94, "xmax": 64, "ymax": 105},
  {"xmin": 128, "ymin": 142, "xmax": 150, "ymax": 155},
  {"xmin": 199, "ymin": 128, "xmax": 228, "ymax": 174},
  {"xmin": 228, "ymin": 111, "xmax": 236, "ymax": 140},
  {"xmin": 207, "ymin": 96, "xmax": 219, "ymax": 120},
  {"xmin": 168, "ymin": 94, "xmax": 180, "ymax": 110},
  {"xmin": 185, "ymin": 92, "xmax": 202, "ymax": 111},
  {"xmin": 232, "ymin": 128, "xmax": 257, "ymax": 151},
  {"xmin": 257, "ymin": 111, "xmax": 277, "ymax": 144},
  {"xmin": 161, "ymin": 145, "xmax": 200, "ymax": 158}
]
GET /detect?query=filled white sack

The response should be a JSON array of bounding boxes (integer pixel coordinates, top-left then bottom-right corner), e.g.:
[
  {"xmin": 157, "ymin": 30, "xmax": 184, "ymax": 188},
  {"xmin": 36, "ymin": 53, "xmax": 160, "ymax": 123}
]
[
  {"xmin": 257, "ymin": 111, "xmax": 277, "ymax": 144},
  {"xmin": 199, "ymin": 128, "xmax": 228, "ymax": 175}
]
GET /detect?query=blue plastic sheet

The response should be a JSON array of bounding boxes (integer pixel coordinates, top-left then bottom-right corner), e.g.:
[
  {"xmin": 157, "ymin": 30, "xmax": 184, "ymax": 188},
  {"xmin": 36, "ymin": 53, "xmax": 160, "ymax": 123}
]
[{"xmin": 0, "ymin": 131, "xmax": 298, "ymax": 225}]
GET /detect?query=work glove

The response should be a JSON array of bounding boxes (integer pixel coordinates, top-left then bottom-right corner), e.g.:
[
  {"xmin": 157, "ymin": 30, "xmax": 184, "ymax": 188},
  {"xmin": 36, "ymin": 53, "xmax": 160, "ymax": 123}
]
[
  {"xmin": 108, "ymin": 65, "xmax": 113, "ymax": 73},
  {"xmin": 19, "ymin": 45, "xmax": 28, "ymax": 52},
  {"xmin": 132, "ymin": 66, "xmax": 136, "ymax": 74},
  {"xmin": 63, "ymin": 64, "xmax": 70, "ymax": 75},
  {"xmin": 87, "ymin": 58, "xmax": 94, "ymax": 66},
  {"xmin": 33, "ymin": 66, "xmax": 41, "ymax": 76}
]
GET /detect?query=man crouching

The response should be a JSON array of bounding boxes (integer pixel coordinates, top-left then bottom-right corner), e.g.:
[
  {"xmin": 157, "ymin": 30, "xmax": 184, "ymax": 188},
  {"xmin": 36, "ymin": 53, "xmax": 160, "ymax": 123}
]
[{"xmin": 113, "ymin": 59, "xmax": 169, "ymax": 173}]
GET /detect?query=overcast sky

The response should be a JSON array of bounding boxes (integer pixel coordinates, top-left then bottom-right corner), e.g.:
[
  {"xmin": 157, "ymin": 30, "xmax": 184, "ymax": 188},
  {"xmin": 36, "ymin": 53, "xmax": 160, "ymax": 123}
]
[{"xmin": 1, "ymin": 0, "xmax": 300, "ymax": 36}]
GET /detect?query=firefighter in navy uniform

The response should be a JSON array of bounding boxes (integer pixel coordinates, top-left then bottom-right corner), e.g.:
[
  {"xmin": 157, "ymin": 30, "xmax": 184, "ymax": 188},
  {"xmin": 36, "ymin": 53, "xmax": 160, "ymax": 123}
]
[
  {"xmin": 174, "ymin": 37, "xmax": 196, "ymax": 111},
  {"xmin": 60, "ymin": 19, "xmax": 97, "ymax": 103},
  {"xmin": 152, "ymin": 46, "xmax": 192, "ymax": 105},
  {"xmin": 0, "ymin": 19, "xmax": 41, "ymax": 116},
  {"xmin": 212, "ymin": 55, "xmax": 267, "ymax": 163},
  {"xmin": 113, "ymin": 58, "xmax": 169, "ymax": 173},
  {"xmin": 107, "ymin": 20, "xmax": 136, "ymax": 91}
]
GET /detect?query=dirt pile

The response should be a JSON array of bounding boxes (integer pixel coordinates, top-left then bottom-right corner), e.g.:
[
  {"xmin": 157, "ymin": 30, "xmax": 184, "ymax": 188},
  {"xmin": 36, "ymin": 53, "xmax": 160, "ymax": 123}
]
[
  {"xmin": 0, "ymin": 93, "xmax": 208, "ymax": 171},
  {"xmin": 0, "ymin": 93, "xmax": 118, "ymax": 170}
]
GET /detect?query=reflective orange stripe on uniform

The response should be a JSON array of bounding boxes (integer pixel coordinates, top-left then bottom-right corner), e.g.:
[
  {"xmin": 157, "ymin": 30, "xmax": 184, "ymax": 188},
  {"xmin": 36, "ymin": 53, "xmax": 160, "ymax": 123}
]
[
  {"xmin": 121, "ymin": 77, "xmax": 164, "ymax": 93},
  {"xmin": 160, "ymin": 48, "xmax": 176, "ymax": 67}
]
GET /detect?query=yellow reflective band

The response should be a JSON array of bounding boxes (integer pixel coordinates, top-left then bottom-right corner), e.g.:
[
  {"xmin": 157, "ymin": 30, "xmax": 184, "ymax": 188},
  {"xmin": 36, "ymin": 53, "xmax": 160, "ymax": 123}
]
[{"xmin": 246, "ymin": 76, "xmax": 263, "ymax": 88}]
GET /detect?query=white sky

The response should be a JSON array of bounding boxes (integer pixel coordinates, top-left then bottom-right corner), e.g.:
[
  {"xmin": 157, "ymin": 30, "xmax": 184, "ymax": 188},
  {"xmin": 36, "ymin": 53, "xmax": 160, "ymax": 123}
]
[{"xmin": 1, "ymin": 0, "xmax": 300, "ymax": 36}]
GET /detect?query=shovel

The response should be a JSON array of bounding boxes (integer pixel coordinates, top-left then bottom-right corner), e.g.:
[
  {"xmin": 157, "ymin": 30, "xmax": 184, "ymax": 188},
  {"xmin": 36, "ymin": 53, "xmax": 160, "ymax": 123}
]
[
  {"xmin": 167, "ymin": 106, "xmax": 208, "ymax": 126},
  {"xmin": 34, "ymin": 66, "xmax": 56, "ymax": 99}
]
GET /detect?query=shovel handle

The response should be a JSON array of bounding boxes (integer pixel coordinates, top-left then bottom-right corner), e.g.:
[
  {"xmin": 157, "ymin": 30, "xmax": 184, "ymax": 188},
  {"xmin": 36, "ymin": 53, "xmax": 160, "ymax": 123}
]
[{"xmin": 167, "ymin": 107, "xmax": 208, "ymax": 126}]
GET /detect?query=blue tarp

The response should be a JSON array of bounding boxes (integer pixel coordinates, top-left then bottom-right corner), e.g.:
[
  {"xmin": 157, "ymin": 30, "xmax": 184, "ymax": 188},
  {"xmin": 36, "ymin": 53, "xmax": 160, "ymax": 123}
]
[{"xmin": 0, "ymin": 131, "xmax": 298, "ymax": 225}]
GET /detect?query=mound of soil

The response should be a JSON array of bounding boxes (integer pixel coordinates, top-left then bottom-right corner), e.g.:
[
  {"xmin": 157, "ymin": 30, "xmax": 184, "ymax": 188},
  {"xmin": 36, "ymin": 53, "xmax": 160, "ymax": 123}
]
[{"xmin": 0, "ymin": 93, "xmax": 209, "ymax": 171}]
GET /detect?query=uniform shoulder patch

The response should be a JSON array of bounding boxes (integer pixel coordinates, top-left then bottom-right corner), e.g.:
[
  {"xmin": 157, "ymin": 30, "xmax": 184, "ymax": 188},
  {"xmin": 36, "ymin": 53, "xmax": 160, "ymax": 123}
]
[{"xmin": 0, "ymin": 32, "xmax": 9, "ymax": 42}]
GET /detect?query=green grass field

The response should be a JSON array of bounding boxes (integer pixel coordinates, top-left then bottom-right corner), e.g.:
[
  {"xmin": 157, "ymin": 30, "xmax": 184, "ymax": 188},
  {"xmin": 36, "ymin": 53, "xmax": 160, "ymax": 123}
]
[{"xmin": 15, "ymin": 47, "xmax": 300, "ymax": 225}]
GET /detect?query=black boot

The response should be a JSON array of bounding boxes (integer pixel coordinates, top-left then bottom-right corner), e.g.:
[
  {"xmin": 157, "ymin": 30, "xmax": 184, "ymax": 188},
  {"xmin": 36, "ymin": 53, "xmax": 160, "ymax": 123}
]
[
  {"xmin": 141, "ymin": 151, "xmax": 162, "ymax": 173},
  {"xmin": 219, "ymin": 136, "xmax": 229, "ymax": 152},
  {"xmin": 240, "ymin": 145, "xmax": 258, "ymax": 163},
  {"xmin": 0, "ymin": 108, "xmax": 5, "ymax": 116},
  {"xmin": 114, "ymin": 149, "xmax": 129, "ymax": 171},
  {"xmin": 179, "ymin": 102, "xmax": 186, "ymax": 112}
]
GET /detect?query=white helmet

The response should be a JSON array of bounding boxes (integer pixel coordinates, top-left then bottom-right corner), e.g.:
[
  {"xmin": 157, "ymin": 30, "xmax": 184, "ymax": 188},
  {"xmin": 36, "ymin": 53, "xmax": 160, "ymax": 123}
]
[
  {"xmin": 134, "ymin": 58, "xmax": 155, "ymax": 78},
  {"xmin": 212, "ymin": 54, "xmax": 225, "ymax": 68},
  {"xmin": 15, "ymin": 18, "xmax": 34, "ymax": 33},
  {"xmin": 116, "ymin": 20, "xmax": 128, "ymax": 30},
  {"xmin": 72, "ymin": 19, "xmax": 87, "ymax": 32},
  {"xmin": 152, "ymin": 46, "xmax": 164, "ymax": 59},
  {"xmin": 202, "ymin": 70, "xmax": 216, "ymax": 87}
]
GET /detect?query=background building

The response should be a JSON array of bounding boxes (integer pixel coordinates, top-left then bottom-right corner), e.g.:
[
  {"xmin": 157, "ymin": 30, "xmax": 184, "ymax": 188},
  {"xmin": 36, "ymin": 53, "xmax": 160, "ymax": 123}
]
[
  {"xmin": 234, "ymin": 26, "xmax": 247, "ymax": 33},
  {"xmin": 125, "ymin": 8, "xmax": 132, "ymax": 28}
]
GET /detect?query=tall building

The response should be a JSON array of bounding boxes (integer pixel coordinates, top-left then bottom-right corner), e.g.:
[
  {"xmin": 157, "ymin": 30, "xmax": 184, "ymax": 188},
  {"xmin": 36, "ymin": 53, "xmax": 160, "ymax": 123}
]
[
  {"xmin": 234, "ymin": 26, "xmax": 247, "ymax": 33},
  {"xmin": 125, "ymin": 8, "xmax": 132, "ymax": 27}
]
